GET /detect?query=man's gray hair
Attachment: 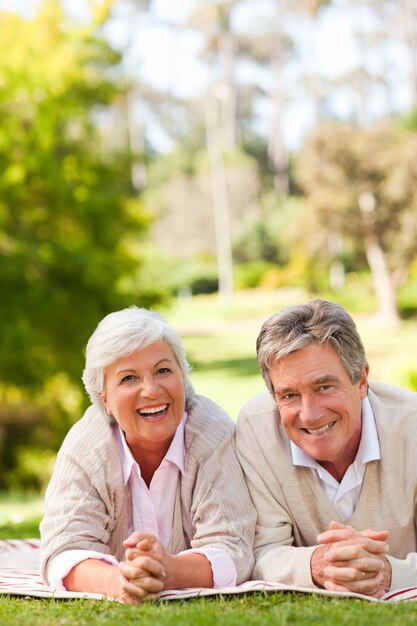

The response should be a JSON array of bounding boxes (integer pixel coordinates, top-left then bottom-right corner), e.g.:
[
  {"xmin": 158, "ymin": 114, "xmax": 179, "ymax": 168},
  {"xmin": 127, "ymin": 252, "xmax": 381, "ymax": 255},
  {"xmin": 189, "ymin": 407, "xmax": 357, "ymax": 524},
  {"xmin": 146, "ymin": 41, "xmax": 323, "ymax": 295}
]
[
  {"xmin": 256, "ymin": 299, "xmax": 367, "ymax": 394},
  {"xmin": 82, "ymin": 306, "xmax": 195, "ymax": 411}
]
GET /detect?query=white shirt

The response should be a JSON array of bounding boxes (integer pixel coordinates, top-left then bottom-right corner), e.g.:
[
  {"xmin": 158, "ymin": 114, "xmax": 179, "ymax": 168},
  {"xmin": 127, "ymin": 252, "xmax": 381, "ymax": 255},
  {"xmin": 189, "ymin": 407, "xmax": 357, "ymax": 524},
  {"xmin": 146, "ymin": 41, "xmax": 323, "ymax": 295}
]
[
  {"xmin": 48, "ymin": 413, "xmax": 236, "ymax": 590},
  {"xmin": 290, "ymin": 396, "xmax": 381, "ymax": 519}
]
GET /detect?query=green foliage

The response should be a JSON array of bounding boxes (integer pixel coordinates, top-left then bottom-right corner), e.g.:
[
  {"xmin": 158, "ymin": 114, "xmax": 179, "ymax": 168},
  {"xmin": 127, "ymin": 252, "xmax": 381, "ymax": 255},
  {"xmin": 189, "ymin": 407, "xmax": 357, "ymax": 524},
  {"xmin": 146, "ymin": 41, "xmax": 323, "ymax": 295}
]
[
  {"xmin": 0, "ymin": 1, "xmax": 169, "ymax": 488},
  {"xmin": 402, "ymin": 106, "xmax": 417, "ymax": 131},
  {"xmin": 295, "ymin": 120, "xmax": 417, "ymax": 280},
  {"xmin": 408, "ymin": 371, "xmax": 417, "ymax": 392},
  {"xmin": 165, "ymin": 258, "xmax": 219, "ymax": 295},
  {"xmin": 233, "ymin": 194, "xmax": 301, "ymax": 265},
  {"xmin": 234, "ymin": 261, "xmax": 276, "ymax": 289},
  {"xmin": 0, "ymin": 3, "xmax": 148, "ymax": 389},
  {"xmin": 0, "ymin": 372, "xmax": 86, "ymax": 490},
  {"xmin": 293, "ymin": 119, "xmax": 417, "ymax": 322}
]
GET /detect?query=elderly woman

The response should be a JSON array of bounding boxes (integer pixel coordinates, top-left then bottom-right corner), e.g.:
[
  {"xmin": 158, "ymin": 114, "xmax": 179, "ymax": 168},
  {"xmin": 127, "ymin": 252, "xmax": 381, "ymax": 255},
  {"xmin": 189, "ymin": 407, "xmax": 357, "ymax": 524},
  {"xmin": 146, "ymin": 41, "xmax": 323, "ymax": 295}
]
[{"xmin": 40, "ymin": 306, "xmax": 255, "ymax": 603}]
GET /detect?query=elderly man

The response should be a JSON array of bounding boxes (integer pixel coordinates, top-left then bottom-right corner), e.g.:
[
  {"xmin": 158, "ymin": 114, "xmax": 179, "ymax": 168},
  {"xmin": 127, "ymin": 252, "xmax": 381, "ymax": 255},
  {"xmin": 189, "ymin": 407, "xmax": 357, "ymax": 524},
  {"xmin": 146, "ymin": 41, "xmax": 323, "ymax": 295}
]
[{"xmin": 236, "ymin": 299, "xmax": 417, "ymax": 598}]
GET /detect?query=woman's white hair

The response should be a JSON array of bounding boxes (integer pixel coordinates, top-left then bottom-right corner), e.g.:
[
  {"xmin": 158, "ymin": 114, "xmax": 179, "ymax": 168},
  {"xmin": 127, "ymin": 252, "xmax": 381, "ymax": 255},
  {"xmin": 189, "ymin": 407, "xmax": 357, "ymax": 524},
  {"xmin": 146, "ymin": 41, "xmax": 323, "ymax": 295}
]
[{"xmin": 82, "ymin": 306, "xmax": 195, "ymax": 411}]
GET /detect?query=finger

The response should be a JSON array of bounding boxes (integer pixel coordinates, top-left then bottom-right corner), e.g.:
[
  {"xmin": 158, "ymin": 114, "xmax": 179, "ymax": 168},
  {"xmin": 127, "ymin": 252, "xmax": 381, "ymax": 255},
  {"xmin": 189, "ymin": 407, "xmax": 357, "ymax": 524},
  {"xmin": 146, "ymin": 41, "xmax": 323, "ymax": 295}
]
[
  {"xmin": 324, "ymin": 561, "xmax": 383, "ymax": 583},
  {"xmin": 125, "ymin": 548, "xmax": 148, "ymax": 561},
  {"xmin": 123, "ymin": 533, "xmax": 155, "ymax": 548},
  {"xmin": 124, "ymin": 540, "xmax": 157, "ymax": 562},
  {"xmin": 147, "ymin": 592, "xmax": 162, "ymax": 601},
  {"xmin": 120, "ymin": 557, "xmax": 166, "ymax": 580},
  {"xmin": 117, "ymin": 590, "xmax": 139, "ymax": 605},
  {"xmin": 325, "ymin": 543, "xmax": 388, "ymax": 563},
  {"xmin": 323, "ymin": 579, "xmax": 364, "ymax": 594},
  {"xmin": 324, "ymin": 535, "xmax": 389, "ymax": 557},
  {"xmin": 325, "ymin": 557, "xmax": 385, "ymax": 578},
  {"xmin": 324, "ymin": 565, "xmax": 364, "ymax": 583},
  {"xmin": 318, "ymin": 527, "xmax": 355, "ymax": 545},
  {"xmin": 121, "ymin": 576, "xmax": 164, "ymax": 597},
  {"xmin": 131, "ymin": 577, "xmax": 165, "ymax": 594},
  {"xmin": 323, "ymin": 572, "xmax": 384, "ymax": 597},
  {"xmin": 135, "ymin": 538, "xmax": 154, "ymax": 551},
  {"xmin": 125, "ymin": 543, "xmax": 161, "ymax": 562},
  {"xmin": 325, "ymin": 544, "xmax": 364, "ymax": 562},
  {"xmin": 361, "ymin": 529, "xmax": 390, "ymax": 542},
  {"xmin": 324, "ymin": 523, "xmax": 389, "ymax": 546},
  {"xmin": 328, "ymin": 520, "xmax": 353, "ymax": 531}
]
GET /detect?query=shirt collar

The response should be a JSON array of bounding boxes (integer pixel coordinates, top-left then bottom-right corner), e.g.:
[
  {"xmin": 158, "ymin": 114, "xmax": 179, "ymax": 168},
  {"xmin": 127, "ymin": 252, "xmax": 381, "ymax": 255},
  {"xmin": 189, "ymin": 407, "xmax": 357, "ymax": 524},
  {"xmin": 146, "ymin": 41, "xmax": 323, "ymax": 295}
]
[
  {"xmin": 115, "ymin": 412, "xmax": 187, "ymax": 485},
  {"xmin": 291, "ymin": 396, "xmax": 381, "ymax": 470}
]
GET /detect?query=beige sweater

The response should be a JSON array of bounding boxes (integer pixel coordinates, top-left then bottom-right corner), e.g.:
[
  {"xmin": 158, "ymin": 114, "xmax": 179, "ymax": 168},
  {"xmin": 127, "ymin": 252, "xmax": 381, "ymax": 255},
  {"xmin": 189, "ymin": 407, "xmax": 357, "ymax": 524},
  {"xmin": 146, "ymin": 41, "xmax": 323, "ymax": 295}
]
[
  {"xmin": 236, "ymin": 380, "xmax": 417, "ymax": 591},
  {"xmin": 40, "ymin": 394, "xmax": 256, "ymax": 585}
]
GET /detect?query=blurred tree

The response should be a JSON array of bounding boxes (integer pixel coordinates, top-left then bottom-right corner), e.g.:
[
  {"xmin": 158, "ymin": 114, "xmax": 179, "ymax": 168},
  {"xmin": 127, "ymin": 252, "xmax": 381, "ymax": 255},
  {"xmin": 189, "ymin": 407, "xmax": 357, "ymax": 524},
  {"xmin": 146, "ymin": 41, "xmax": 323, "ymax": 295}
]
[
  {"xmin": 146, "ymin": 138, "xmax": 260, "ymax": 259},
  {"xmin": 0, "ymin": 0, "xmax": 170, "ymax": 488},
  {"xmin": 191, "ymin": 0, "xmax": 240, "ymax": 150},
  {"xmin": 398, "ymin": 0, "xmax": 417, "ymax": 108},
  {"xmin": 0, "ymin": 1, "xmax": 165, "ymax": 390},
  {"xmin": 294, "ymin": 0, "xmax": 331, "ymax": 122},
  {"xmin": 295, "ymin": 120, "xmax": 417, "ymax": 326},
  {"xmin": 233, "ymin": 193, "xmax": 300, "ymax": 265}
]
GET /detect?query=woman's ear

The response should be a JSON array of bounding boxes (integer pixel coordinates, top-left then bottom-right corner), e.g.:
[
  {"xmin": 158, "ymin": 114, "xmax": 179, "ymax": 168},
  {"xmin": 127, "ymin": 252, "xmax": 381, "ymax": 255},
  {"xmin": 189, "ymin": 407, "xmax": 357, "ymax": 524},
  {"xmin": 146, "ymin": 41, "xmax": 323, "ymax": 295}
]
[{"xmin": 100, "ymin": 392, "xmax": 110, "ymax": 415}]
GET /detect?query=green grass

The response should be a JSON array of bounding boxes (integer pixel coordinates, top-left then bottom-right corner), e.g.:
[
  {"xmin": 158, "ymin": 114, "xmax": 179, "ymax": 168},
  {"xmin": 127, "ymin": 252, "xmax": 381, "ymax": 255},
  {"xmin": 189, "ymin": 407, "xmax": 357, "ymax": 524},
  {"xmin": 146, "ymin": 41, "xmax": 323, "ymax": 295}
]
[
  {"xmin": 1, "ymin": 581, "xmax": 417, "ymax": 626},
  {"xmin": 1, "ymin": 287, "xmax": 417, "ymax": 624}
]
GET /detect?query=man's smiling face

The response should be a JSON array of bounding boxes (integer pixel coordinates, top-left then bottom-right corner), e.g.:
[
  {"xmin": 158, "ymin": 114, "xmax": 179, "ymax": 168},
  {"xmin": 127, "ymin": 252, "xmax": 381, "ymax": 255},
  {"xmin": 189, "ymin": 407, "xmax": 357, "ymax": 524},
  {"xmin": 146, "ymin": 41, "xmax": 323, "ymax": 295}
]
[{"xmin": 270, "ymin": 342, "xmax": 369, "ymax": 482}]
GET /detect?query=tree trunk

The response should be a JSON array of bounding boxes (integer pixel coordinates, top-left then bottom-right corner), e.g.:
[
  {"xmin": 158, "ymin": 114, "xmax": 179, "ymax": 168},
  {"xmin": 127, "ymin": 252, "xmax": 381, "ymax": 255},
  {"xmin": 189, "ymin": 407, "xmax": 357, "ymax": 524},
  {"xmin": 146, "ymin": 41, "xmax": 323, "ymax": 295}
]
[
  {"xmin": 359, "ymin": 191, "xmax": 400, "ymax": 328},
  {"xmin": 204, "ymin": 93, "xmax": 234, "ymax": 305},
  {"xmin": 219, "ymin": 31, "xmax": 238, "ymax": 150},
  {"xmin": 126, "ymin": 88, "xmax": 147, "ymax": 192},
  {"xmin": 363, "ymin": 234, "xmax": 400, "ymax": 328},
  {"xmin": 268, "ymin": 36, "xmax": 289, "ymax": 195}
]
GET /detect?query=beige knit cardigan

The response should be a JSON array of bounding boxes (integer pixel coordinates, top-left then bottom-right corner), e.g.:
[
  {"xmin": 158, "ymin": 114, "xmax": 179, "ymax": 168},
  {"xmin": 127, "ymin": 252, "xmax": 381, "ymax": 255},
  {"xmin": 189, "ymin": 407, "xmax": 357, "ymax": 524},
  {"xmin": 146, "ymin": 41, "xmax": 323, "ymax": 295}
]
[
  {"xmin": 40, "ymin": 394, "xmax": 256, "ymax": 585},
  {"xmin": 236, "ymin": 380, "xmax": 417, "ymax": 591}
]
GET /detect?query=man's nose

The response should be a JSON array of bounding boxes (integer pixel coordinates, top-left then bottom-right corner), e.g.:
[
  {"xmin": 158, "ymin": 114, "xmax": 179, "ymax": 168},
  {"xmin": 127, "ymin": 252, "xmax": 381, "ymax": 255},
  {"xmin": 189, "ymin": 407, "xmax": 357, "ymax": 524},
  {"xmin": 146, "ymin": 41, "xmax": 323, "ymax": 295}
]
[{"xmin": 299, "ymin": 394, "xmax": 322, "ymax": 424}]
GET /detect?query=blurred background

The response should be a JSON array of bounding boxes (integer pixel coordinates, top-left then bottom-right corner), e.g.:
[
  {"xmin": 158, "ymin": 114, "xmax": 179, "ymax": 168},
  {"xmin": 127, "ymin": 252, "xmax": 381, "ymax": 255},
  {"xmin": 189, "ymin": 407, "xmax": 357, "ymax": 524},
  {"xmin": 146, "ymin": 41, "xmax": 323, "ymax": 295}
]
[{"xmin": 0, "ymin": 0, "xmax": 417, "ymax": 526}]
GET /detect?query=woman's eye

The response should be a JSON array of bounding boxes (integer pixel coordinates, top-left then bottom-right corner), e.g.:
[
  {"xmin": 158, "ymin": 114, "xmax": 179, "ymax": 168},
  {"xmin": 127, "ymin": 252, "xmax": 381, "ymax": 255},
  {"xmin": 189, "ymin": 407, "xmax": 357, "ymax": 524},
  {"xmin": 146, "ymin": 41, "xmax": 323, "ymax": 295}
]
[
  {"xmin": 121, "ymin": 375, "xmax": 136, "ymax": 383},
  {"xmin": 157, "ymin": 367, "xmax": 171, "ymax": 375}
]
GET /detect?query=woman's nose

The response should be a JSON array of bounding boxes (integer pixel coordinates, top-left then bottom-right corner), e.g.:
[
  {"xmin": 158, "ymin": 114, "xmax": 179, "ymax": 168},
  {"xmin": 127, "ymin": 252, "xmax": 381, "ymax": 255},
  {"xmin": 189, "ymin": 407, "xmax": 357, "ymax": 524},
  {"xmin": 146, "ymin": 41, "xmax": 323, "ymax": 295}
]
[{"xmin": 139, "ymin": 376, "xmax": 159, "ymax": 398}]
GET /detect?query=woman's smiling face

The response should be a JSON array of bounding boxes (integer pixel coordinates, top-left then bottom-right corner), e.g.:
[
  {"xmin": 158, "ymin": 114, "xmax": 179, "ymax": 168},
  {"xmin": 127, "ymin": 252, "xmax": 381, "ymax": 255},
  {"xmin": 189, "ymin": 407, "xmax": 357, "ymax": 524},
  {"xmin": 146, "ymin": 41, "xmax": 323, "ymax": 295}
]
[{"xmin": 101, "ymin": 341, "xmax": 185, "ymax": 457}]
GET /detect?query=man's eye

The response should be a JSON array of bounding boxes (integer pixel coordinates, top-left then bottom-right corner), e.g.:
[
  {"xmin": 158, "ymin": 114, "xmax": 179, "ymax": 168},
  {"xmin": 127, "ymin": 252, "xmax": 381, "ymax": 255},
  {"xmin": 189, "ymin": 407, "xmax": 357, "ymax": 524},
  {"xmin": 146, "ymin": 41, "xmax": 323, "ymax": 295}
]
[
  {"xmin": 278, "ymin": 392, "xmax": 297, "ymax": 401},
  {"xmin": 319, "ymin": 385, "xmax": 332, "ymax": 391}
]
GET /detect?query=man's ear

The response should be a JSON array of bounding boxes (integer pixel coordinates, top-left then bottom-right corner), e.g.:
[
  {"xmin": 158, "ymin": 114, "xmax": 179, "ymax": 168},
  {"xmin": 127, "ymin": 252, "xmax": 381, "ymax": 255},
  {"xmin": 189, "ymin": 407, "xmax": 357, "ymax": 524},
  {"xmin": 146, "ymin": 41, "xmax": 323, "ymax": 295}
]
[{"xmin": 359, "ymin": 362, "xmax": 369, "ymax": 399}]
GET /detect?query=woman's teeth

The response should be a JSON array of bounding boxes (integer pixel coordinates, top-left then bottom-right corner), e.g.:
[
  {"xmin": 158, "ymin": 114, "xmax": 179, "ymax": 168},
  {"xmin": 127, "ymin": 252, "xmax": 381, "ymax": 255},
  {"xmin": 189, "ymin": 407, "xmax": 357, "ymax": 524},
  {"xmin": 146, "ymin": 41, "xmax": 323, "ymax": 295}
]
[{"xmin": 139, "ymin": 404, "xmax": 168, "ymax": 417}]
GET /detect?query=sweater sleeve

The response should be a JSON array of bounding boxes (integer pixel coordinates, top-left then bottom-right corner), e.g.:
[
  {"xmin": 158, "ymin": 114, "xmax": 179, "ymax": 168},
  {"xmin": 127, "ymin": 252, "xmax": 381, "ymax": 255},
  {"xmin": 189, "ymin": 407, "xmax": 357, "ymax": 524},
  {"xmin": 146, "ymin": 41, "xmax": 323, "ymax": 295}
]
[
  {"xmin": 182, "ymin": 396, "xmax": 256, "ymax": 585},
  {"xmin": 387, "ymin": 554, "xmax": 417, "ymax": 590},
  {"xmin": 39, "ymin": 411, "xmax": 127, "ymax": 584},
  {"xmin": 236, "ymin": 401, "xmax": 317, "ymax": 588}
]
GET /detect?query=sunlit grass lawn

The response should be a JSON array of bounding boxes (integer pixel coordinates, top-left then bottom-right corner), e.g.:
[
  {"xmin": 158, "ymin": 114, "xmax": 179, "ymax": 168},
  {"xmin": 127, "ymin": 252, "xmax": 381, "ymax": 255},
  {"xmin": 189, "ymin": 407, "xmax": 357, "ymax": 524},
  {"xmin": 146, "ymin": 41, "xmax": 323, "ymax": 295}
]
[
  {"xmin": 2, "ymin": 511, "xmax": 417, "ymax": 626},
  {"xmin": 1, "ymin": 287, "xmax": 417, "ymax": 624},
  {"xmin": 2, "ymin": 589, "xmax": 417, "ymax": 626}
]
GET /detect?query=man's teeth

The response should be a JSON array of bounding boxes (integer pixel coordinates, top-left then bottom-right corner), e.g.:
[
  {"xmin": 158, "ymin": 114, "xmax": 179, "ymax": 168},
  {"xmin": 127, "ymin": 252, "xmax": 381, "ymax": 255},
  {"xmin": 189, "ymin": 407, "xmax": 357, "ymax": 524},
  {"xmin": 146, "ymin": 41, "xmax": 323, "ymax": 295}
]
[
  {"xmin": 305, "ymin": 422, "xmax": 335, "ymax": 435},
  {"xmin": 139, "ymin": 404, "xmax": 168, "ymax": 415}
]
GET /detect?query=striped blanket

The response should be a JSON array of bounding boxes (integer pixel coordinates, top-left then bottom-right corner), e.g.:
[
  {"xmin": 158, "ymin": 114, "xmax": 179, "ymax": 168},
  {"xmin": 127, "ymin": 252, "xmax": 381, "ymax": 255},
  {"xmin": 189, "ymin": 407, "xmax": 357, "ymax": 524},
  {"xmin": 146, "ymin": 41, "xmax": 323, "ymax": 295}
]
[{"xmin": 1, "ymin": 539, "xmax": 416, "ymax": 602}]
